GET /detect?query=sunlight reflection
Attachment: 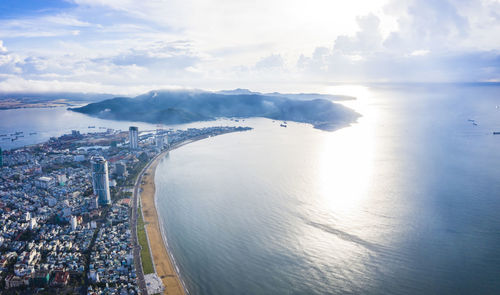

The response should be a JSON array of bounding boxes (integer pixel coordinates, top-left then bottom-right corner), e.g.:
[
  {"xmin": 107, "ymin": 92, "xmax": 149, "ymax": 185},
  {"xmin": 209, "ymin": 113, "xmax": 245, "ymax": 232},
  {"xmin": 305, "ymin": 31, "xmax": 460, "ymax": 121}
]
[{"xmin": 317, "ymin": 85, "xmax": 377, "ymax": 213}]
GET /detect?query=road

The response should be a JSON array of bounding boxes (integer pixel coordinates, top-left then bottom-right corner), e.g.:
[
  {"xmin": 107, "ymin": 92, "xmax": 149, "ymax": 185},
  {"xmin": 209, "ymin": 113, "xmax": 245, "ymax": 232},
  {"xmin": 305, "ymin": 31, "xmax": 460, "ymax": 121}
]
[{"xmin": 131, "ymin": 151, "xmax": 164, "ymax": 295}]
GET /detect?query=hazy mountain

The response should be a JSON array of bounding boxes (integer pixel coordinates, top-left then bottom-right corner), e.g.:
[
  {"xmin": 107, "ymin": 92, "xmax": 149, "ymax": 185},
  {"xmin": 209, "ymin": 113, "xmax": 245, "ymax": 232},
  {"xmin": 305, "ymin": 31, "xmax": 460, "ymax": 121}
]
[
  {"xmin": 0, "ymin": 92, "xmax": 115, "ymax": 102},
  {"xmin": 0, "ymin": 92, "xmax": 116, "ymax": 109},
  {"xmin": 70, "ymin": 89, "xmax": 360, "ymax": 131},
  {"xmin": 217, "ymin": 89, "xmax": 355, "ymax": 101}
]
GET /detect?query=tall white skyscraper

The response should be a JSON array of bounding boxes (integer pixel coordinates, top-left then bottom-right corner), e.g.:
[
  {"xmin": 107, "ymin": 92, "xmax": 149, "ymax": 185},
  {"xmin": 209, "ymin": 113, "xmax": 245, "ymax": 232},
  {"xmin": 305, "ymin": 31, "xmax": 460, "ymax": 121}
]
[
  {"xmin": 129, "ymin": 126, "xmax": 139, "ymax": 149},
  {"xmin": 155, "ymin": 134, "xmax": 164, "ymax": 149},
  {"xmin": 91, "ymin": 156, "xmax": 111, "ymax": 205}
]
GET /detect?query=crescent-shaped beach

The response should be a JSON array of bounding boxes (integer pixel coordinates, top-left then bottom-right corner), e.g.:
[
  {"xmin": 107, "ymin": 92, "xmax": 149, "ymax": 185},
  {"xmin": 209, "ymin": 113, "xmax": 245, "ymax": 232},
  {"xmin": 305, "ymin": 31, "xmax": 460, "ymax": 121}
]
[
  {"xmin": 134, "ymin": 135, "xmax": 239, "ymax": 295},
  {"xmin": 139, "ymin": 149, "xmax": 186, "ymax": 295}
]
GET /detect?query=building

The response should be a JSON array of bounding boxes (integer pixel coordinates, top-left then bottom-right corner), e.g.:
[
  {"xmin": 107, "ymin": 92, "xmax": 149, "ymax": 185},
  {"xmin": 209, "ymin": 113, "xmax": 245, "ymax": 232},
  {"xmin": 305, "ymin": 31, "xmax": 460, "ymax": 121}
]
[
  {"xmin": 70, "ymin": 216, "xmax": 78, "ymax": 231},
  {"xmin": 35, "ymin": 176, "xmax": 54, "ymax": 189},
  {"xmin": 74, "ymin": 154, "xmax": 85, "ymax": 162},
  {"xmin": 71, "ymin": 130, "xmax": 81, "ymax": 137},
  {"xmin": 87, "ymin": 195, "xmax": 99, "ymax": 210},
  {"xmin": 51, "ymin": 271, "xmax": 69, "ymax": 287},
  {"xmin": 129, "ymin": 126, "xmax": 139, "ymax": 149},
  {"xmin": 5, "ymin": 275, "xmax": 25, "ymax": 289},
  {"xmin": 115, "ymin": 162, "xmax": 127, "ymax": 177},
  {"xmin": 29, "ymin": 218, "xmax": 38, "ymax": 230},
  {"xmin": 155, "ymin": 134, "xmax": 164, "ymax": 149},
  {"xmin": 91, "ymin": 156, "xmax": 111, "ymax": 205},
  {"xmin": 57, "ymin": 174, "xmax": 67, "ymax": 186},
  {"xmin": 30, "ymin": 270, "xmax": 50, "ymax": 287}
]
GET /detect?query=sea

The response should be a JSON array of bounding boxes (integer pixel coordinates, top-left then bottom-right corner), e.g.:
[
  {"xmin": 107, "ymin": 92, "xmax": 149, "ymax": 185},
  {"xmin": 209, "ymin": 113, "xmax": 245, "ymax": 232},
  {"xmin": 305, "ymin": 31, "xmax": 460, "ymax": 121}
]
[{"xmin": 2, "ymin": 83, "xmax": 500, "ymax": 294}]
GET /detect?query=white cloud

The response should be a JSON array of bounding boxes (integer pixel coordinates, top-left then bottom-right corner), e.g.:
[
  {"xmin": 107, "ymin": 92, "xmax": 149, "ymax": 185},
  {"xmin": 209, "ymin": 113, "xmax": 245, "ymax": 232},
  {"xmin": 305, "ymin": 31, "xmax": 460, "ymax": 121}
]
[
  {"xmin": 0, "ymin": 0, "xmax": 498, "ymax": 93},
  {"xmin": 0, "ymin": 40, "xmax": 7, "ymax": 53},
  {"xmin": 255, "ymin": 54, "xmax": 285, "ymax": 70},
  {"xmin": 410, "ymin": 50, "xmax": 430, "ymax": 56}
]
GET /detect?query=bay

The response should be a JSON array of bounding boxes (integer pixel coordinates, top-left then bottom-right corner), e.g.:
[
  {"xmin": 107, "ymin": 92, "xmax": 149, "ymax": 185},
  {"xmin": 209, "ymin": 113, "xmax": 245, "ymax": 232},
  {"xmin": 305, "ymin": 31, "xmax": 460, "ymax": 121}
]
[{"xmin": 155, "ymin": 84, "xmax": 500, "ymax": 294}]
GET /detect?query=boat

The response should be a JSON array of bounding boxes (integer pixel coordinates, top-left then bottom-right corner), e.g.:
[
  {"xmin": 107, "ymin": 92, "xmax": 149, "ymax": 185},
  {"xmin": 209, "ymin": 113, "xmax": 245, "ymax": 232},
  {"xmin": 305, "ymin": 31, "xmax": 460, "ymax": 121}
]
[
  {"xmin": 0, "ymin": 134, "xmax": 6, "ymax": 137},
  {"xmin": 88, "ymin": 126, "xmax": 95, "ymax": 128},
  {"xmin": 280, "ymin": 124, "xmax": 287, "ymax": 128},
  {"xmin": 473, "ymin": 122, "xmax": 478, "ymax": 126},
  {"xmin": 29, "ymin": 132, "xmax": 37, "ymax": 135},
  {"xmin": 468, "ymin": 119, "xmax": 475, "ymax": 122},
  {"xmin": 494, "ymin": 132, "xmax": 500, "ymax": 135},
  {"xmin": 2, "ymin": 138, "xmax": 10, "ymax": 140}
]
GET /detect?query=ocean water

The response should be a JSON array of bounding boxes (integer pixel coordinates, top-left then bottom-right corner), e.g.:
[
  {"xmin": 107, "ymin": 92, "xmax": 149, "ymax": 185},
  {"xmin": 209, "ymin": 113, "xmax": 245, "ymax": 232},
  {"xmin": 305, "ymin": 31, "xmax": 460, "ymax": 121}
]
[
  {"xmin": 0, "ymin": 107, "xmax": 243, "ymax": 150},
  {"xmin": 1, "ymin": 84, "xmax": 499, "ymax": 294},
  {"xmin": 154, "ymin": 84, "xmax": 500, "ymax": 295}
]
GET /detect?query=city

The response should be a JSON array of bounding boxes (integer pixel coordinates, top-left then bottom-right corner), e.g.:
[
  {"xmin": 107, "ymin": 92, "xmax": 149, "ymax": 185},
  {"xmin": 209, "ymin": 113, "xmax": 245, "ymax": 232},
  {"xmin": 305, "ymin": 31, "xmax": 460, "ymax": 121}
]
[{"xmin": 0, "ymin": 125, "xmax": 251, "ymax": 294}]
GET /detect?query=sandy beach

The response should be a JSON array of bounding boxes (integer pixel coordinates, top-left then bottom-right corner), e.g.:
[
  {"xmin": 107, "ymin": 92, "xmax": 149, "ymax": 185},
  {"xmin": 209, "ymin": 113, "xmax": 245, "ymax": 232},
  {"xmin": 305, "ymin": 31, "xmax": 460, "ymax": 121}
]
[
  {"xmin": 137, "ymin": 133, "xmax": 246, "ymax": 295},
  {"xmin": 140, "ymin": 150, "xmax": 186, "ymax": 295}
]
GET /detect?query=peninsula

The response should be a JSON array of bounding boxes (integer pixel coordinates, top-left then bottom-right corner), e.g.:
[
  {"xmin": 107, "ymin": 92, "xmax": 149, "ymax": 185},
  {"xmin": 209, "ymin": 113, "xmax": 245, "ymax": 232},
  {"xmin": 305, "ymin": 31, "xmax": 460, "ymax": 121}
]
[{"xmin": 70, "ymin": 89, "xmax": 360, "ymax": 131}]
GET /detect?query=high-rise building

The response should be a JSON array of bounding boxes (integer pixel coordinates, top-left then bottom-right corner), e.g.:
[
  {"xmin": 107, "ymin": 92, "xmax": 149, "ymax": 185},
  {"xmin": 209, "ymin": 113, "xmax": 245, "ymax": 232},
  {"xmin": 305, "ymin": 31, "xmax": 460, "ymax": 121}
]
[
  {"xmin": 129, "ymin": 126, "xmax": 139, "ymax": 149},
  {"xmin": 91, "ymin": 156, "xmax": 111, "ymax": 205},
  {"xmin": 115, "ymin": 162, "xmax": 127, "ymax": 177},
  {"xmin": 70, "ymin": 216, "xmax": 78, "ymax": 231},
  {"xmin": 155, "ymin": 134, "xmax": 164, "ymax": 149}
]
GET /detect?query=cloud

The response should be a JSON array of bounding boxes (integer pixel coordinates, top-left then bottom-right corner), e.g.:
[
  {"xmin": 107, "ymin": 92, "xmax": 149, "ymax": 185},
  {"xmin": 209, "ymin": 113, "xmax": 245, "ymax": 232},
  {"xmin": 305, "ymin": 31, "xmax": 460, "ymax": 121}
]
[
  {"xmin": 254, "ymin": 54, "xmax": 284, "ymax": 70},
  {"xmin": 106, "ymin": 41, "xmax": 200, "ymax": 70},
  {"xmin": 296, "ymin": 0, "xmax": 500, "ymax": 83},
  {"xmin": 0, "ymin": 0, "xmax": 498, "ymax": 93},
  {"xmin": 0, "ymin": 14, "xmax": 93, "ymax": 38},
  {"xmin": 0, "ymin": 40, "xmax": 7, "ymax": 53},
  {"xmin": 383, "ymin": 0, "xmax": 469, "ymax": 53},
  {"xmin": 334, "ymin": 14, "xmax": 383, "ymax": 55}
]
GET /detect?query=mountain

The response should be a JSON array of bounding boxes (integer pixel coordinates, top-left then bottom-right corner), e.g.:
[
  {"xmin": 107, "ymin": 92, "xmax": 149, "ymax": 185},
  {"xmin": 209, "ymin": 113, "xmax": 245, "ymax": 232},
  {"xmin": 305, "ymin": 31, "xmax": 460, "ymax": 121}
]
[
  {"xmin": 0, "ymin": 92, "xmax": 116, "ymax": 109},
  {"xmin": 70, "ymin": 89, "xmax": 360, "ymax": 131},
  {"xmin": 217, "ymin": 89, "xmax": 355, "ymax": 101}
]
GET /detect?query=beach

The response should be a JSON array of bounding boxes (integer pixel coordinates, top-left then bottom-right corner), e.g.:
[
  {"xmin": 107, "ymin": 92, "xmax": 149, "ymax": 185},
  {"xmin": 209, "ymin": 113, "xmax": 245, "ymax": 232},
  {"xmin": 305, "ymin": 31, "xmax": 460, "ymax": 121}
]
[
  {"xmin": 136, "ymin": 132, "xmax": 251, "ymax": 295},
  {"xmin": 140, "ymin": 150, "xmax": 186, "ymax": 295}
]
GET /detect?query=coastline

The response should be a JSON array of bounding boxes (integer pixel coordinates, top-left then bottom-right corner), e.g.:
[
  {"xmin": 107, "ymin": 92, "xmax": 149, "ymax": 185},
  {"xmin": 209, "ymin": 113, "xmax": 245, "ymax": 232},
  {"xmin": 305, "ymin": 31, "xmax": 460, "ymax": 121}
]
[
  {"xmin": 139, "ymin": 149, "xmax": 186, "ymax": 295},
  {"xmin": 137, "ymin": 133, "xmax": 242, "ymax": 295}
]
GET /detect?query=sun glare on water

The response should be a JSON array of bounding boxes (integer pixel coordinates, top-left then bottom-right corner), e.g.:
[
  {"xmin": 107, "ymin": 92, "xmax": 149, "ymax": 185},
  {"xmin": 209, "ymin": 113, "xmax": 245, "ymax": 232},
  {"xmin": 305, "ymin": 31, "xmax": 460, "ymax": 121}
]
[{"xmin": 317, "ymin": 85, "xmax": 378, "ymax": 213}]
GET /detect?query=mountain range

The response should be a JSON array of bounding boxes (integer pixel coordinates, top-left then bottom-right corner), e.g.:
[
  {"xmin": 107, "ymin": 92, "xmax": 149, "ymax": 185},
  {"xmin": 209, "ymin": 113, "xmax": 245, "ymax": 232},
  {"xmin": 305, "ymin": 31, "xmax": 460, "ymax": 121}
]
[{"xmin": 70, "ymin": 89, "xmax": 360, "ymax": 131}]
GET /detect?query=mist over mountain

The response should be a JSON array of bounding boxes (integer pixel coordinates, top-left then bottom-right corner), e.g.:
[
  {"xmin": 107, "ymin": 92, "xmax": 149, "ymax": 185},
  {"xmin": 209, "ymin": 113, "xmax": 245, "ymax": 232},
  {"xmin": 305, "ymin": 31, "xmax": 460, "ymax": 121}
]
[
  {"xmin": 217, "ymin": 88, "xmax": 355, "ymax": 101},
  {"xmin": 70, "ymin": 89, "xmax": 360, "ymax": 131}
]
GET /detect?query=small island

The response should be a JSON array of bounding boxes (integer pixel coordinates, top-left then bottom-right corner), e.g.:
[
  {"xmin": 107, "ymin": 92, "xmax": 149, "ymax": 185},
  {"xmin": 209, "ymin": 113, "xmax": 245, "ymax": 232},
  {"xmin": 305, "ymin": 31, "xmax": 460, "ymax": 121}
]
[{"xmin": 70, "ymin": 89, "xmax": 360, "ymax": 131}]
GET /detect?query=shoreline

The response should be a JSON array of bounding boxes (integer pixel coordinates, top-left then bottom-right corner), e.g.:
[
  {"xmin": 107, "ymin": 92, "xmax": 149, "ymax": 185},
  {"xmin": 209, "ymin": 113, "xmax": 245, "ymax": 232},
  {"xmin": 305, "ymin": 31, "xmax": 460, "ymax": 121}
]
[
  {"xmin": 139, "ymin": 149, "xmax": 186, "ymax": 295},
  {"xmin": 138, "ymin": 133, "xmax": 242, "ymax": 295}
]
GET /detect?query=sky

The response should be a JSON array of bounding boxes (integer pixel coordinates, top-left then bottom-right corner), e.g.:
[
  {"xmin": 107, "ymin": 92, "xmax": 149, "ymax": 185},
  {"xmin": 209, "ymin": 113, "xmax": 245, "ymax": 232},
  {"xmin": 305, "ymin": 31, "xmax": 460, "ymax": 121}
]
[{"xmin": 0, "ymin": 0, "xmax": 499, "ymax": 94}]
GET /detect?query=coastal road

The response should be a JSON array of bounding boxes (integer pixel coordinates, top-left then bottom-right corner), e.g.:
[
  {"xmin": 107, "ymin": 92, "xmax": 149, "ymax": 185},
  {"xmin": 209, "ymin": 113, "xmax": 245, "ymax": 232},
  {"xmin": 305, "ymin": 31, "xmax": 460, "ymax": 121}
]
[{"xmin": 131, "ymin": 151, "xmax": 166, "ymax": 295}]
